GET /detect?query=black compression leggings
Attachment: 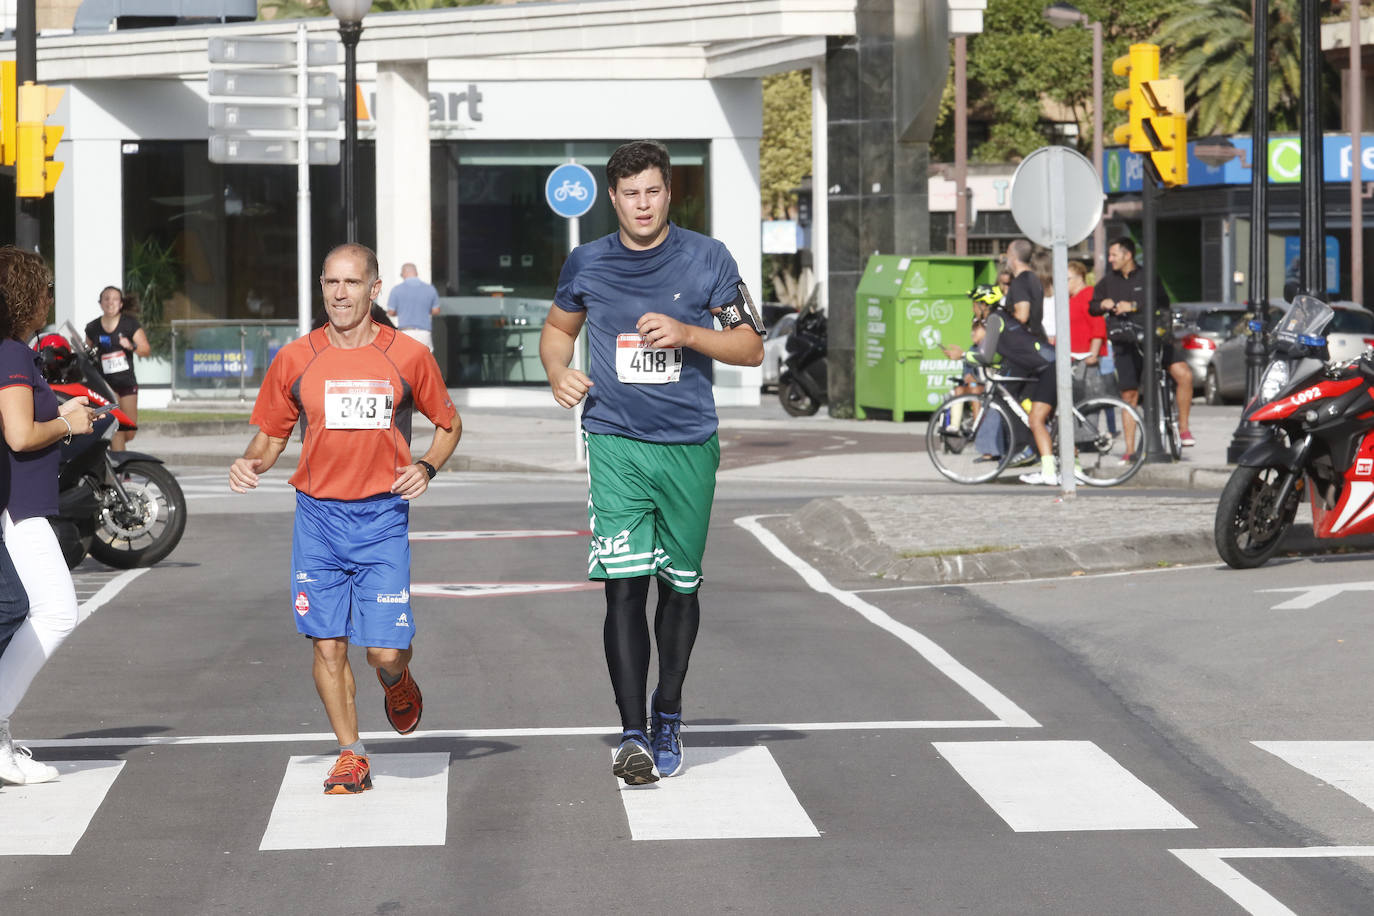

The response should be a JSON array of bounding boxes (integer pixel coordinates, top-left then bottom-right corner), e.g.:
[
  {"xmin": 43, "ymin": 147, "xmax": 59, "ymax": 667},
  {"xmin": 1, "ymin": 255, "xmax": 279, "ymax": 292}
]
[{"xmin": 603, "ymin": 576, "xmax": 701, "ymax": 732}]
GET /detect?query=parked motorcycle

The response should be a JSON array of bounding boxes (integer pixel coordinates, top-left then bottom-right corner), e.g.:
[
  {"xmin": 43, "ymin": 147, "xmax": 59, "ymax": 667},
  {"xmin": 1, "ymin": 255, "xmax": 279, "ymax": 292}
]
[
  {"xmin": 35, "ymin": 323, "xmax": 187, "ymax": 570},
  {"xmin": 777, "ymin": 306, "xmax": 827, "ymax": 417},
  {"xmin": 1214, "ymin": 294, "xmax": 1374, "ymax": 568}
]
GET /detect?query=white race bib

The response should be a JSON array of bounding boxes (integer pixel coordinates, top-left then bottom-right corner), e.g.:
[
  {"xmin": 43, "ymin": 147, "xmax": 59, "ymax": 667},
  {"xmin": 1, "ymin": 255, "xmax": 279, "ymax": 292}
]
[
  {"xmin": 615, "ymin": 333, "xmax": 682, "ymax": 384},
  {"xmin": 101, "ymin": 351, "xmax": 130, "ymax": 375},
  {"xmin": 324, "ymin": 379, "xmax": 394, "ymax": 429}
]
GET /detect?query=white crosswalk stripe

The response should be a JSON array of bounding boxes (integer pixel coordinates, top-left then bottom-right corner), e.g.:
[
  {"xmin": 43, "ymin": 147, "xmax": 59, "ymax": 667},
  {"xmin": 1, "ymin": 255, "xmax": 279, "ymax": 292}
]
[
  {"xmin": 1253, "ymin": 740, "xmax": 1374, "ymax": 811},
  {"xmin": 0, "ymin": 760, "xmax": 125, "ymax": 855},
  {"xmin": 935, "ymin": 740, "xmax": 1197, "ymax": 832},
  {"xmin": 260, "ymin": 753, "xmax": 451, "ymax": 850},
  {"xmin": 617, "ymin": 745, "xmax": 819, "ymax": 840}
]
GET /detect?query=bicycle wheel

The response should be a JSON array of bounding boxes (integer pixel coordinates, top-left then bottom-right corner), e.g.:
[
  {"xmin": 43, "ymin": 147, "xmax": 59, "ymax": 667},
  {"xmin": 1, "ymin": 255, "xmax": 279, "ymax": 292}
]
[
  {"xmin": 925, "ymin": 394, "xmax": 1012, "ymax": 484},
  {"xmin": 1072, "ymin": 396, "xmax": 1145, "ymax": 486}
]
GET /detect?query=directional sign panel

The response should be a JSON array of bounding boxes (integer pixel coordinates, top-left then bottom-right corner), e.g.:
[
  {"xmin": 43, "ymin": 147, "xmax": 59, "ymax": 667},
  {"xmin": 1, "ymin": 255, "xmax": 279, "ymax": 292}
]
[
  {"xmin": 208, "ymin": 36, "xmax": 340, "ymax": 66},
  {"xmin": 209, "ymin": 102, "xmax": 340, "ymax": 132},
  {"xmin": 207, "ymin": 69, "xmax": 338, "ymax": 101},
  {"xmin": 208, "ymin": 135, "xmax": 340, "ymax": 166}
]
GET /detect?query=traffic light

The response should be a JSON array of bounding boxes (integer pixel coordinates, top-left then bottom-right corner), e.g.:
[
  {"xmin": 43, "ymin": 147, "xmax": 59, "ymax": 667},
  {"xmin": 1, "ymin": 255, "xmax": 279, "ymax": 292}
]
[
  {"xmin": 16, "ymin": 81, "xmax": 64, "ymax": 198},
  {"xmin": 1112, "ymin": 44, "xmax": 1159, "ymax": 154},
  {"xmin": 1141, "ymin": 76, "xmax": 1189, "ymax": 187},
  {"xmin": 0, "ymin": 62, "xmax": 15, "ymax": 167}
]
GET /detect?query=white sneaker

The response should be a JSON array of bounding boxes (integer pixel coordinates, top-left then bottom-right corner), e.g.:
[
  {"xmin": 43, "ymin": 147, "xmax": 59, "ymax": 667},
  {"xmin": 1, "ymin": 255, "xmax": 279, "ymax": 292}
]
[
  {"xmin": 1018, "ymin": 470, "xmax": 1059, "ymax": 486},
  {"xmin": 0, "ymin": 744, "xmax": 58, "ymax": 785}
]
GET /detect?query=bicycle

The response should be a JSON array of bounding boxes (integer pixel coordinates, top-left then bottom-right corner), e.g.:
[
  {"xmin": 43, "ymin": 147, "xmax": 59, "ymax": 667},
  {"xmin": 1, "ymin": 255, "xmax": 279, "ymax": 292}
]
[{"xmin": 926, "ymin": 365, "xmax": 1146, "ymax": 486}]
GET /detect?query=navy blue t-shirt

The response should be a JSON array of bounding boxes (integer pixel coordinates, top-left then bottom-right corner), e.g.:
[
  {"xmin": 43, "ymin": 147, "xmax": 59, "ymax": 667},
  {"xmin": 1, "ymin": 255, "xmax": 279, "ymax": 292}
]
[
  {"xmin": 553, "ymin": 224, "xmax": 743, "ymax": 444},
  {"xmin": 0, "ymin": 338, "xmax": 59, "ymax": 521}
]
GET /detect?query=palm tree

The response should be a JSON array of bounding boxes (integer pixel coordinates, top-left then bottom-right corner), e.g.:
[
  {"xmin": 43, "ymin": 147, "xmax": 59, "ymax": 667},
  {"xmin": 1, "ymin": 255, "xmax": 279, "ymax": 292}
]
[{"xmin": 1153, "ymin": 0, "xmax": 1306, "ymax": 135}]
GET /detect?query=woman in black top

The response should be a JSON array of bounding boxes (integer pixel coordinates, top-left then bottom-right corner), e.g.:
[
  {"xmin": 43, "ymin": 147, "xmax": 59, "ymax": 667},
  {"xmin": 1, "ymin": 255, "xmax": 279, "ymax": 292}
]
[{"xmin": 84, "ymin": 285, "xmax": 150, "ymax": 451}]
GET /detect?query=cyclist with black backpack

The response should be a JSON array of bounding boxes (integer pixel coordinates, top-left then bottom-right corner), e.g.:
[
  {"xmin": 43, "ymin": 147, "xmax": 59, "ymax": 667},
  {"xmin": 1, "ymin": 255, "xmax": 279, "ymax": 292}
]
[{"xmin": 942, "ymin": 240, "xmax": 1059, "ymax": 485}]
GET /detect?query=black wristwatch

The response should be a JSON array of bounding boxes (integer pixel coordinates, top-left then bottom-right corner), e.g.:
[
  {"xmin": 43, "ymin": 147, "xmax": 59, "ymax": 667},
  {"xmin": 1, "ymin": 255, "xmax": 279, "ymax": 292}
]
[{"xmin": 416, "ymin": 459, "xmax": 437, "ymax": 480}]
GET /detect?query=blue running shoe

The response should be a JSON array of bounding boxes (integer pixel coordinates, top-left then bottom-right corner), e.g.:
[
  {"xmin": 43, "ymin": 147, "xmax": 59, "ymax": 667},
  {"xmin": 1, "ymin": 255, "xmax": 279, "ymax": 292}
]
[
  {"xmin": 650, "ymin": 693, "xmax": 684, "ymax": 778},
  {"xmin": 611, "ymin": 729, "xmax": 659, "ymax": 785}
]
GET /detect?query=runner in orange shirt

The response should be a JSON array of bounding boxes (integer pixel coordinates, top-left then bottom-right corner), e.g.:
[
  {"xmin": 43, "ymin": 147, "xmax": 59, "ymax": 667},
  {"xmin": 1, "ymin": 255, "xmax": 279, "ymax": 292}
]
[{"xmin": 229, "ymin": 243, "xmax": 460, "ymax": 795}]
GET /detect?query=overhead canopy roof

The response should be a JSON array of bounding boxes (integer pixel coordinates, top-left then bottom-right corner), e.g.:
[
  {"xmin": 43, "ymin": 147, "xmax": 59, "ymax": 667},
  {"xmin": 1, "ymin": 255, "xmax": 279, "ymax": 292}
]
[{"xmin": 16, "ymin": 0, "xmax": 984, "ymax": 82}]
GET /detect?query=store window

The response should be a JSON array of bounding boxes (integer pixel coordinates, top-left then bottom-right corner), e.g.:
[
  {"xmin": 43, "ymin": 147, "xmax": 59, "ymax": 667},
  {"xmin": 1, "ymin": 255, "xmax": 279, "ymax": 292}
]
[
  {"xmin": 121, "ymin": 138, "xmax": 709, "ymax": 388},
  {"xmin": 121, "ymin": 140, "xmax": 375, "ymax": 385}
]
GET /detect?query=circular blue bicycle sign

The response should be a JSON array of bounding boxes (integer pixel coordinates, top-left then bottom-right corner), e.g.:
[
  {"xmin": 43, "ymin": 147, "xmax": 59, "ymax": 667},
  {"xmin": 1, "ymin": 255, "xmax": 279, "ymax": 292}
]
[{"xmin": 545, "ymin": 162, "xmax": 597, "ymax": 218}]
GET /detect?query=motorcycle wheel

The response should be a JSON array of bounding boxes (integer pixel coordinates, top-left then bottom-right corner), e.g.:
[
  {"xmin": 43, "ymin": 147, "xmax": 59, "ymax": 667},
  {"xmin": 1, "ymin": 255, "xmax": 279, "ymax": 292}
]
[
  {"xmin": 779, "ymin": 378, "xmax": 821, "ymax": 417},
  {"xmin": 88, "ymin": 461, "xmax": 188, "ymax": 569},
  {"xmin": 1214, "ymin": 464, "xmax": 1297, "ymax": 569}
]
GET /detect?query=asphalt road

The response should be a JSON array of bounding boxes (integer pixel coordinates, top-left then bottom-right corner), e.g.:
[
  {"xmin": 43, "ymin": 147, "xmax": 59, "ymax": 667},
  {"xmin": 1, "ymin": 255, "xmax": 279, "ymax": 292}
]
[{"xmin": 3, "ymin": 468, "xmax": 1374, "ymax": 915}]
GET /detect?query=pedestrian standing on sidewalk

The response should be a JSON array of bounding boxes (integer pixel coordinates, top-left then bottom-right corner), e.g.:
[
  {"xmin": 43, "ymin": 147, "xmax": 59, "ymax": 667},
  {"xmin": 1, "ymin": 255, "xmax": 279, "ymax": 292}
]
[
  {"xmin": 229, "ymin": 243, "xmax": 461, "ymax": 795},
  {"xmin": 539, "ymin": 140, "xmax": 764, "ymax": 785},
  {"xmin": 386, "ymin": 262, "xmax": 441, "ymax": 352},
  {"xmin": 0, "ymin": 246, "xmax": 96, "ymax": 784}
]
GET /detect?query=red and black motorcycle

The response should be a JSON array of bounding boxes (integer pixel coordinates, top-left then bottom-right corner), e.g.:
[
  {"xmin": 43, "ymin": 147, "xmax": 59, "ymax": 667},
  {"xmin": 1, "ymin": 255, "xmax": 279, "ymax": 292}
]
[
  {"xmin": 35, "ymin": 323, "xmax": 187, "ymax": 570},
  {"xmin": 1215, "ymin": 295, "xmax": 1374, "ymax": 568}
]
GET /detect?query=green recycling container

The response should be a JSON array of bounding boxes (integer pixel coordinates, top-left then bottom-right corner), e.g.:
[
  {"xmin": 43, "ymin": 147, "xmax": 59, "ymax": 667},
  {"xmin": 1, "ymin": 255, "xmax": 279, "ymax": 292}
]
[{"xmin": 854, "ymin": 255, "xmax": 997, "ymax": 420}]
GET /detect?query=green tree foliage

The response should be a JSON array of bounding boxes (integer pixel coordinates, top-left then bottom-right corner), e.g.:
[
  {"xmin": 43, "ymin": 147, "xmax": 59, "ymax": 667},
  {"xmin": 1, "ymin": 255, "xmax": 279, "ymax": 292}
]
[
  {"xmin": 932, "ymin": 0, "xmax": 1172, "ymax": 162},
  {"xmin": 259, "ymin": 0, "xmax": 497, "ymax": 19},
  {"xmin": 760, "ymin": 70, "xmax": 812, "ymax": 219},
  {"xmin": 1154, "ymin": 0, "xmax": 1331, "ymax": 136}
]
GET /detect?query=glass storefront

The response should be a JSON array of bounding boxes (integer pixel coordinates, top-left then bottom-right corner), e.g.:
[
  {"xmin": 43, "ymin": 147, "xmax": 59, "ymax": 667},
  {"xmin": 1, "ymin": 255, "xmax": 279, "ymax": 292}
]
[{"xmin": 121, "ymin": 139, "xmax": 708, "ymax": 387}]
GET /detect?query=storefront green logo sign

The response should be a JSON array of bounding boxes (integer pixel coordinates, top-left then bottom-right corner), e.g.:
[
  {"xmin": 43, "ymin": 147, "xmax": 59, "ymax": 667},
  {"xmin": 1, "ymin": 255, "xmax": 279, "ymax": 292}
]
[
  {"xmin": 1268, "ymin": 138, "xmax": 1302, "ymax": 183},
  {"xmin": 1106, "ymin": 153, "xmax": 1122, "ymax": 193}
]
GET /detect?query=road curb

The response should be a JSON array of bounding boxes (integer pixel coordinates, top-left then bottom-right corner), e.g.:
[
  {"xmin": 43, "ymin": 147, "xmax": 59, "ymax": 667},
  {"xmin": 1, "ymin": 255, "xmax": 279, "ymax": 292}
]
[{"xmin": 792, "ymin": 497, "xmax": 1374, "ymax": 585}]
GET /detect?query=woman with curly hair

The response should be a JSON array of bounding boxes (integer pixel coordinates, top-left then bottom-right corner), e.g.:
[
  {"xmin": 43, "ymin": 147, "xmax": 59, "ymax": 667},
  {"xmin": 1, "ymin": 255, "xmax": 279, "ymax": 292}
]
[{"xmin": 0, "ymin": 246, "xmax": 95, "ymax": 784}]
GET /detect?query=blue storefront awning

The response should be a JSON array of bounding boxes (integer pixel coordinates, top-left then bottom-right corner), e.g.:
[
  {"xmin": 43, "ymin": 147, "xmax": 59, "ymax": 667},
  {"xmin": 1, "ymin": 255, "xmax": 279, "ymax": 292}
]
[{"xmin": 1104, "ymin": 133, "xmax": 1374, "ymax": 194}]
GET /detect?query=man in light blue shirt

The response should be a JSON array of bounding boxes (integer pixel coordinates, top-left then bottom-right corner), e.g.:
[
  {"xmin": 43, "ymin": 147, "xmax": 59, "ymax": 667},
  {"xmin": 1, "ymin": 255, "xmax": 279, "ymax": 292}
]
[{"xmin": 386, "ymin": 263, "xmax": 441, "ymax": 351}]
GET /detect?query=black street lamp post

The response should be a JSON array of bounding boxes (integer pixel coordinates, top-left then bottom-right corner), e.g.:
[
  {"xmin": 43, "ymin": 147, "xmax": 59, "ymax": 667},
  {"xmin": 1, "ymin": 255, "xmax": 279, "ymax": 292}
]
[
  {"xmin": 1227, "ymin": 0, "xmax": 1271, "ymax": 462},
  {"xmin": 329, "ymin": 0, "xmax": 368, "ymax": 244}
]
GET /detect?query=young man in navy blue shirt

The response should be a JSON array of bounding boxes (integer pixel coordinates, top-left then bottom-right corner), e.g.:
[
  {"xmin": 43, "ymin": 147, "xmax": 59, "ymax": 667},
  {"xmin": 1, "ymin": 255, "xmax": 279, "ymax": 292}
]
[{"xmin": 539, "ymin": 140, "xmax": 764, "ymax": 785}]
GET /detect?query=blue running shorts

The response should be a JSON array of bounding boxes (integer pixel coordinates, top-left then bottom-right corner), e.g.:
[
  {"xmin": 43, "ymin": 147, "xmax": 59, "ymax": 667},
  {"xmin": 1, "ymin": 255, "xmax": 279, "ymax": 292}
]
[{"xmin": 290, "ymin": 491, "xmax": 415, "ymax": 649}]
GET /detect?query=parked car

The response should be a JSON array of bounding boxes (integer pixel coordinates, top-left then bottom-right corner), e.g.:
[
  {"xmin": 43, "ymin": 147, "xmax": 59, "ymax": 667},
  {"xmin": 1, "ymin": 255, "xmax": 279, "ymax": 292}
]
[
  {"xmin": 1172, "ymin": 303, "xmax": 1248, "ymax": 384},
  {"xmin": 1204, "ymin": 301, "xmax": 1374, "ymax": 404},
  {"xmin": 760, "ymin": 311, "xmax": 798, "ymax": 390}
]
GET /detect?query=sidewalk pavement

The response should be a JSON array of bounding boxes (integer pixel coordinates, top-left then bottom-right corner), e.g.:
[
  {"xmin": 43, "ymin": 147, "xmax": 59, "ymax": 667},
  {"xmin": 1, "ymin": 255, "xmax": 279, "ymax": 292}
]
[{"xmin": 135, "ymin": 400, "xmax": 1374, "ymax": 584}]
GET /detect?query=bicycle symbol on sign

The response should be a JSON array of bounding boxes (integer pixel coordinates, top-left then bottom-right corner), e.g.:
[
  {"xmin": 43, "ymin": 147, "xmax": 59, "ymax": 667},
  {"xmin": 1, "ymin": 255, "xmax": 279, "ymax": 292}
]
[{"xmin": 553, "ymin": 179, "xmax": 589, "ymax": 202}]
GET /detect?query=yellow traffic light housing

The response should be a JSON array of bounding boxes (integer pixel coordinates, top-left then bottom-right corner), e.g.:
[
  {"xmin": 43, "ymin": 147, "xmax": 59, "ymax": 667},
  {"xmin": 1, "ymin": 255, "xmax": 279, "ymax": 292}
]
[
  {"xmin": 0, "ymin": 62, "xmax": 15, "ymax": 167},
  {"xmin": 1141, "ymin": 76, "xmax": 1189, "ymax": 187},
  {"xmin": 1112, "ymin": 44, "xmax": 1159, "ymax": 154},
  {"xmin": 16, "ymin": 81, "xmax": 64, "ymax": 198}
]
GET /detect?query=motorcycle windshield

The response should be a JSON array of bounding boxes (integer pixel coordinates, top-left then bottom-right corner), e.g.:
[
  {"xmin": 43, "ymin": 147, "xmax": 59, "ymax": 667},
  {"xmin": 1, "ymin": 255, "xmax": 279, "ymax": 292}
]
[{"xmin": 1271, "ymin": 295, "xmax": 1334, "ymax": 351}]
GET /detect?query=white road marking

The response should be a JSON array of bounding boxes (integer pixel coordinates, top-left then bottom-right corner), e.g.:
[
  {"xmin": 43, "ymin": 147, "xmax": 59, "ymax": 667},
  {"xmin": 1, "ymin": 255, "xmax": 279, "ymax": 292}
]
[
  {"xmin": 260, "ymin": 753, "xmax": 450, "ymax": 850},
  {"xmin": 1258, "ymin": 581, "xmax": 1374, "ymax": 610},
  {"xmin": 1170, "ymin": 846, "xmax": 1374, "ymax": 916},
  {"xmin": 617, "ymin": 745, "xmax": 819, "ymax": 840},
  {"xmin": 24, "ymin": 719, "xmax": 1021, "ymax": 750},
  {"xmin": 409, "ymin": 529, "xmax": 589, "ymax": 541},
  {"xmin": 735, "ymin": 515, "xmax": 1039, "ymax": 728},
  {"xmin": 77, "ymin": 568, "xmax": 148, "ymax": 623},
  {"xmin": 0, "ymin": 760, "xmax": 125, "ymax": 855},
  {"xmin": 410, "ymin": 582, "xmax": 600, "ymax": 598},
  {"xmin": 1253, "ymin": 741, "xmax": 1374, "ymax": 809},
  {"xmin": 935, "ymin": 740, "xmax": 1196, "ymax": 832}
]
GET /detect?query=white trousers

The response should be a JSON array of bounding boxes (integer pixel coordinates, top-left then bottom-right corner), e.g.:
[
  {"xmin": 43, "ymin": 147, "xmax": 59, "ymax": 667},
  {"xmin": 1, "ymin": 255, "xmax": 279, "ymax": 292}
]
[
  {"xmin": 0, "ymin": 512, "xmax": 79, "ymax": 720},
  {"xmin": 399, "ymin": 328, "xmax": 434, "ymax": 352}
]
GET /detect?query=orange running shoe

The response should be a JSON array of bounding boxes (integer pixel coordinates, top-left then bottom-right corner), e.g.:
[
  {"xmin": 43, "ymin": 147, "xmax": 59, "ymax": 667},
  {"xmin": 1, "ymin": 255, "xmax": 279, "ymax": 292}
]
[
  {"xmin": 377, "ymin": 666, "xmax": 423, "ymax": 735},
  {"xmin": 322, "ymin": 750, "xmax": 372, "ymax": 795}
]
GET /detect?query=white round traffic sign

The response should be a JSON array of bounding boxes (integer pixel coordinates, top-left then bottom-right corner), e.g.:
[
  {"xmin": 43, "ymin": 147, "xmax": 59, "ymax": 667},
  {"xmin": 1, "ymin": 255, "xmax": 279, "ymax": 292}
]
[{"xmin": 1009, "ymin": 146, "xmax": 1103, "ymax": 247}]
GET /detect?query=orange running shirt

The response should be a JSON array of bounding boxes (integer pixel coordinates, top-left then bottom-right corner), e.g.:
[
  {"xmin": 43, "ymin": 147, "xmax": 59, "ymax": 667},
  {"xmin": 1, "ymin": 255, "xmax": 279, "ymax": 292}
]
[{"xmin": 251, "ymin": 322, "xmax": 457, "ymax": 500}]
